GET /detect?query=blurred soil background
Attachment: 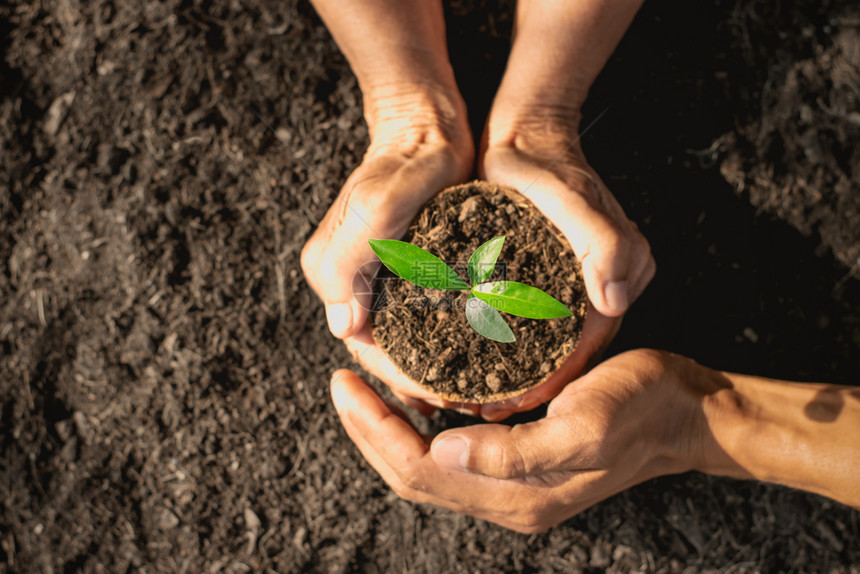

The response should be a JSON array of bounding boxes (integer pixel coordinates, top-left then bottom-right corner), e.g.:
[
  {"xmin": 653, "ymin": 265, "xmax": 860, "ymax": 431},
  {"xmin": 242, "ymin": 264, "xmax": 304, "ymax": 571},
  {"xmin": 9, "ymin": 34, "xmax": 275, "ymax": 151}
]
[{"xmin": 1, "ymin": 0, "xmax": 859, "ymax": 572}]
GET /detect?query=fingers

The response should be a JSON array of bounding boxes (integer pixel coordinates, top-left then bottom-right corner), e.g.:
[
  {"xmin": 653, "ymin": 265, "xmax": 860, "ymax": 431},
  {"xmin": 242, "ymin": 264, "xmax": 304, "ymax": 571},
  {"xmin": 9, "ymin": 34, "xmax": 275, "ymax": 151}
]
[
  {"xmin": 329, "ymin": 357, "xmax": 670, "ymax": 532},
  {"xmin": 480, "ymin": 146, "xmax": 655, "ymax": 318},
  {"xmin": 300, "ymin": 159, "xmax": 417, "ymax": 339},
  {"xmin": 330, "ymin": 369, "xmax": 490, "ymax": 504},
  {"xmin": 330, "ymin": 369, "xmax": 565, "ymax": 532},
  {"xmin": 331, "ymin": 370, "xmax": 427, "ymax": 480},
  {"xmin": 480, "ymin": 300, "xmax": 621, "ymax": 421}
]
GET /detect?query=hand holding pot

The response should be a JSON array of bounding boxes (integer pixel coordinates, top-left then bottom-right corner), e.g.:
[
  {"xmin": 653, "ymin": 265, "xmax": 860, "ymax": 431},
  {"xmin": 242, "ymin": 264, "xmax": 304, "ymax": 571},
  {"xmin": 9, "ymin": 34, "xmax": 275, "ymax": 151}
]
[
  {"xmin": 300, "ymin": 0, "xmax": 476, "ymax": 409},
  {"xmin": 331, "ymin": 350, "xmax": 860, "ymax": 532},
  {"xmin": 300, "ymin": 119, "xmax": 474, "ymax": 412},
  {"xmin": 475, "ymin": 0, "xmax": 655, "ymax": 419},
  {"xmin": 303, "ymin": 0, "xmax": 654, "ymax": 416},
  {"xmin": 476, "ymin": 131, "xmax": 653, "ymax": 420}
]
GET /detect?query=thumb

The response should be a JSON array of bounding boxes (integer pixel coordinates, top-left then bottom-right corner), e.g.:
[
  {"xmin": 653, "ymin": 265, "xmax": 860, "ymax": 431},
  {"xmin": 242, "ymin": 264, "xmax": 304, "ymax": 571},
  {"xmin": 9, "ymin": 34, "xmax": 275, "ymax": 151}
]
[
  {"xmin": 302, "ymin": 158, "xmax": 420, "ymax": 339},
  {"xmin": 301, "ymin": 206, "xmax": 379, "ymax": 339},
  {"xmin": 481, "ymin": 149, "xmax": 642, "ymax": 317},
  {"xmin": 302, "ymin": 148, "xmax": 472, "ymax": 339},
  {"xmin": 430, "ymin": 415, "xmax": 595, "ymax": 479}
]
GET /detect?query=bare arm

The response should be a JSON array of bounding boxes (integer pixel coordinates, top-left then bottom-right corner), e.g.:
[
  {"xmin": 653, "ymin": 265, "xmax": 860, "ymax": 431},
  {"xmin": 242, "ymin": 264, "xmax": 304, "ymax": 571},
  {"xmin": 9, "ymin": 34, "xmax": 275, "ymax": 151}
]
[
  {"xmin": 699, "ymin": 370, "xmax": 860, "ymax": 506},
  {"xmin": 490, "ymin": 0, "xmax": 644, "ymax": 130},
  {"xmin": 304, "ymin": 0, "xmax": 655, "ymax": 419},
  {"xmin": 301, "ymin": 0, "xmax": 474, "ymax": 413},
  {"xmin": 301, "ymin": 0, "xmax": 472, "ymax": 340},
  {"xmin": 307, "ymin": 0, "xmax": 466, "ymax": 138}
]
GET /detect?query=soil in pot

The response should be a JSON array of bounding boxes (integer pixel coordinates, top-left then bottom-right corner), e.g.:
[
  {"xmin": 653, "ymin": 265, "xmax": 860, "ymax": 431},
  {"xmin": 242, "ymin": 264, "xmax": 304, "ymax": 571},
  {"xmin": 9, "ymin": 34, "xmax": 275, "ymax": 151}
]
[{"xmin": 370, "ymin": 181, "xmax": 588, "ymax": 403}]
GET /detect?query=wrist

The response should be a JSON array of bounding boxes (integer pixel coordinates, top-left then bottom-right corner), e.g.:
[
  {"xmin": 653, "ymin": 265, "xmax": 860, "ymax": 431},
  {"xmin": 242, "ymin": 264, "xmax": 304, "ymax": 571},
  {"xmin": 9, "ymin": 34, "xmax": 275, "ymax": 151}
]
[
  {"xmin": 310, "ymin": 0, "xmax": 460, "ymax": 118},
  {"xmin": 364, "ymin": 82, "xmax": 465, "ymax": 136},
  {"xmin": 483, "ymin": 103, "xmax": 582, "ymax": 156},
  {"xmin": 491, "ymin": 0, "xmax": 644, "ymax": 120},
  {"xmin": 645, "ymin": 353, "xmax": 725, "ymax": 477},
  {"xmin": 696, "ymin": 370, "xmax": 860, "ymax": 507},
  {"xmin": 363, "ymin": 84, "xmax": 473, "ymax": 169}
]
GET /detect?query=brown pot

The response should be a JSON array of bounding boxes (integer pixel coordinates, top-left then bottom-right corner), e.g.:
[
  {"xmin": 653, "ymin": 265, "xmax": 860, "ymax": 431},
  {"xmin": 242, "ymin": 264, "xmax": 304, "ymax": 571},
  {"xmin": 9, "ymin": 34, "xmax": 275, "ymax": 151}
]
[{"xmin": 370, "ymin": 181, "xmax": 587, "ymax": 404}]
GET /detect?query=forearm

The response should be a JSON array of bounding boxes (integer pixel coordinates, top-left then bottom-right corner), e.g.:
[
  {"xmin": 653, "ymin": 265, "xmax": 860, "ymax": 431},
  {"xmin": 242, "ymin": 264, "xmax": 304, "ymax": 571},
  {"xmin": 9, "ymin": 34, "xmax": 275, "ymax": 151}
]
[
  {"xmin": 695, "ymin": 368, "xmax": 860, "ymax": 508},
  {"xmin": 309, "ymin": 0, "xmax": 463, "ymax": 132},
  {"xmin": 488, "ymin": 0, "xmax": 643, "ymax": 139}
]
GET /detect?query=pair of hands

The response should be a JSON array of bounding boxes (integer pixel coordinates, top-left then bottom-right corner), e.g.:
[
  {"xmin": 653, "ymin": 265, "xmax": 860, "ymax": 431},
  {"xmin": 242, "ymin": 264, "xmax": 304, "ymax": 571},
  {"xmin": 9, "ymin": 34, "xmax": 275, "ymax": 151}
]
[
  {"xmin": 300, "ymin": 0, "xmax": 654, "ymax": 417},
  {"xmin": 298, "ymin": 2, "xmax": 860, "ymax": 530},
  {"xmin": 301, "ymin": 88, "xmax": 655, "ymax": 418},
  {"xmin": 299, "ymin": 0, "xmax": 656, "ymax": 531},
  {"xmin": 301, "ymin": 99, "xmax": 657, "ymax": 528}
]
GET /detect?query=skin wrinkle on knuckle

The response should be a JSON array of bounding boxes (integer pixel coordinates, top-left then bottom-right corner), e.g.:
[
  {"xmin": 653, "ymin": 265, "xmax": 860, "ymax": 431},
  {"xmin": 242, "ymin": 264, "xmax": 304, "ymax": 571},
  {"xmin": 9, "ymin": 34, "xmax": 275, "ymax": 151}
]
[
  {"xmin": 480, "ymin": 441, "xmax": 516, "ymax": 478},
  {"xmin": 494, "ymin": 438, "xmax": 532, "ymax": 479}
]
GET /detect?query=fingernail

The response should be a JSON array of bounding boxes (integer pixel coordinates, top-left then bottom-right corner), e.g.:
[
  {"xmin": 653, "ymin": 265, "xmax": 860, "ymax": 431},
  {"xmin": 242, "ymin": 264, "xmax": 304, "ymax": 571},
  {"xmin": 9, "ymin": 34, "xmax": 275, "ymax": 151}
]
[
  {"xmin": 482, "ymin": 394, "xmax": 523, "ymax": 421},
  {"xmin": 604, "ymin": 280, "xmax": 629, "ymax": 313},
  {"xmin": 481, "ymin": 403, "xmax": 509, "ymax": 422},
  {"xmin": 432, "ymin": 436, "xmax": 469, "ymax": 471},
  {"xmin": 481, "ymin": 405, "xmax": 510, "ymax": 422},
  {"xmin": 424, "ymin": 398, "xmax": 446, "ymax": 409},
  {"xmin": 325, "ymin": 303, "xmax": 353, "ymax": 338},
  {"xmin": 330, "ymin": 371, "xmax": 352, "ymax": 414}
]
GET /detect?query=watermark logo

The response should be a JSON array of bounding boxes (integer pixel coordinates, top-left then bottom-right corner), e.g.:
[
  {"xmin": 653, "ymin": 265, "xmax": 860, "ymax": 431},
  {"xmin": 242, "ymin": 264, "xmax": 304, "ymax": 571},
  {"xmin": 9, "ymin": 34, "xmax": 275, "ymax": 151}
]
[{"xmin": 352, "ymin": 259, "xmax": 511, "ymax": 312}]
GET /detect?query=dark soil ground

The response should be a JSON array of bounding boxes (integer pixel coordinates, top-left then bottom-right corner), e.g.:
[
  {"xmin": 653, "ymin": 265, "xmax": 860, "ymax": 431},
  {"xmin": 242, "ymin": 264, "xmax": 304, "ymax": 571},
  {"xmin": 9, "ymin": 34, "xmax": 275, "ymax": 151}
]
[
  {"xmin": 371, "ymin": 182, "xmax": 587, "ymax": 403},
  {"xmin": 1, "ymin": 0, "xmax": 859, "ymax": 572}
]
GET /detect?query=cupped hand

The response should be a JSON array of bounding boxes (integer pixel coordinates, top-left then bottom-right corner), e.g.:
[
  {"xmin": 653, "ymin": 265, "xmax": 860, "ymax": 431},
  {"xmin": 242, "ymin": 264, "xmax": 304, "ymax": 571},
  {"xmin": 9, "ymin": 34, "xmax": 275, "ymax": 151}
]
[
  {"xmin": 301, "ymin": 88, "xmax": 475, "ymax": 409},
  {"xmin": 472, "ymin": 112, "xmax": 655, "ymax": 420},
  {"xmin": 480, "ymin": 112, "xmax": 655, "ymax": 319},
  {"xmin": 330, "ymin": 349, "xmax": 705, "ymax": 533},
  {"xmin": 478, "ymin": 300, "xmax": 620, "ymax": 422}
]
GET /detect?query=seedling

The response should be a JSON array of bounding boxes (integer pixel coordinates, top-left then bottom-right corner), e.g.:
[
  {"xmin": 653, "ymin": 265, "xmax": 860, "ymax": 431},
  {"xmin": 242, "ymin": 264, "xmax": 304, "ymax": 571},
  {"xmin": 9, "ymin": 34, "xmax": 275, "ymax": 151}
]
[{"xmin": 368, "ymin": 236, "xmax": 571, "ymax": 343}]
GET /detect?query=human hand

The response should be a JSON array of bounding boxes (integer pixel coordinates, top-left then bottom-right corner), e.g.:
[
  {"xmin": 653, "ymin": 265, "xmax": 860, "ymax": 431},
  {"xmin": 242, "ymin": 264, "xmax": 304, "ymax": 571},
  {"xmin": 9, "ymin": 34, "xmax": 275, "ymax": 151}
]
[
  {"xmin": 330, "ymin": 349, "xmax": 704, "ymax": 532},
  {"xmin": 480, "ymin": 112, "xmax": 655, "ymax": 319},
  {"xmin": 332, "ymin": 346, "xmax": 860, "ymax": 531},
  {"xmin": 300, "ymin": 86, "xmax": 474, "ymax": 410},
  {"xmin": 305, "ymin": 0, "xmax": 652, "ymax": 418},
  {"xmin": 471, "ymin": 111, "xmax": 653, "ymax": 419},
  {"xmin": 468, "ymin": 0, "xmax": 654, "ymax": 417}
]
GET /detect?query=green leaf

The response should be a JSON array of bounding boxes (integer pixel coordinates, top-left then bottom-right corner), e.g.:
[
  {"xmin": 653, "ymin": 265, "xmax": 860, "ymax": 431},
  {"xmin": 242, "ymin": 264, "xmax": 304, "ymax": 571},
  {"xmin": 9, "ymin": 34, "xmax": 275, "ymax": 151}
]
[
  {"xmin": 465, "ymin": 295, "xmax": 516, "ymax": 343},
  {"xmin": 472, "ymin": 281, "xmax": 572, "ymax": 319},
  {"xmin": 467, "ymin": 236, "xmax": 505, "ymax": 286},
  {"xmin": 368, "ymin": 239, "xmax": 469, "ymax": 290}
]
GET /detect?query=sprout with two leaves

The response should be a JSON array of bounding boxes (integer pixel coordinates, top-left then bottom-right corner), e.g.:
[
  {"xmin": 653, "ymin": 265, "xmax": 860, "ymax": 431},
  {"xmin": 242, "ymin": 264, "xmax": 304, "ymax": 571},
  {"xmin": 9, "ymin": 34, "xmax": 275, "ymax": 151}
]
[{"xmin": 368, "ymin": 236, "xmax": 571, "ymax": 343}]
